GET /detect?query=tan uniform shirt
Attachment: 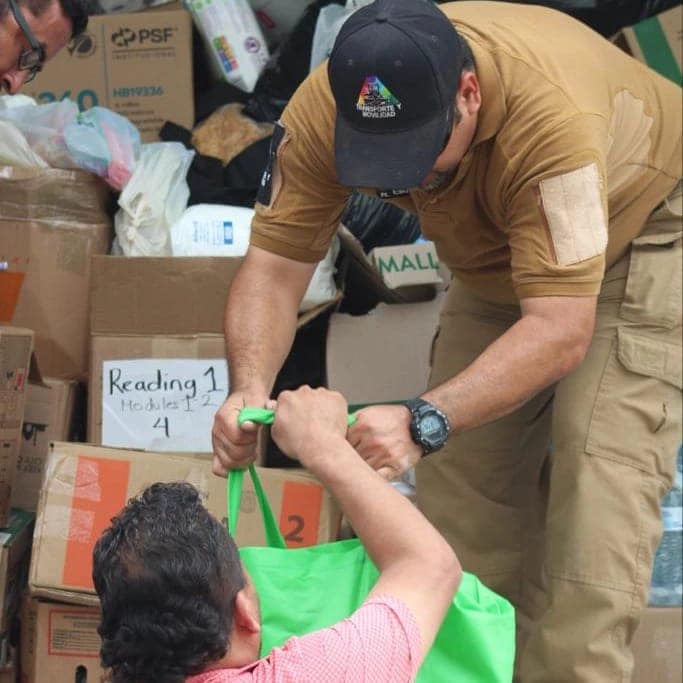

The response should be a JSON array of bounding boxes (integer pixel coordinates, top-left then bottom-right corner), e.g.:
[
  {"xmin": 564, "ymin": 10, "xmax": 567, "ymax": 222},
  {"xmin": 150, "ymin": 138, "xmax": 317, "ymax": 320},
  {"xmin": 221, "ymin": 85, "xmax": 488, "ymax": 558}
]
[{"xmin": 251, "ymin": 1, "xmax": 682, "ymax": 303}]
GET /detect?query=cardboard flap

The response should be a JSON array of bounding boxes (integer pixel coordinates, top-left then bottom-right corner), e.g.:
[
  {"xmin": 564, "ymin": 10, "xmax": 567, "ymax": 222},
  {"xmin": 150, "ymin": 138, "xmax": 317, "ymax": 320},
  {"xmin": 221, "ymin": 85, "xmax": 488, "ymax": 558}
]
[
  {"xmin": 326, "ymin": 295, "xmax": 443, "ymax": 406},
  {"xmin": 90, "ymin": 255, "xmax": 339, "ymax": 335},
  {"xmin": 90, "ymin": 256, "xmax": 243, "ymax": 335},
  {"xmin": 337, "ymin": 226, "xmax": 439, "ymax": 314}
]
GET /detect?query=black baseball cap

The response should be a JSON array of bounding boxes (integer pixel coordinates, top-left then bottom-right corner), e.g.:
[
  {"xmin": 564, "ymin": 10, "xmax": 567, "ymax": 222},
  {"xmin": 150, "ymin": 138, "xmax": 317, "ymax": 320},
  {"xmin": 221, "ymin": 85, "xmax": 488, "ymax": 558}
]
[{"xmin": 328, "ymin": 0, "xmax": 463, "ymax": 189}]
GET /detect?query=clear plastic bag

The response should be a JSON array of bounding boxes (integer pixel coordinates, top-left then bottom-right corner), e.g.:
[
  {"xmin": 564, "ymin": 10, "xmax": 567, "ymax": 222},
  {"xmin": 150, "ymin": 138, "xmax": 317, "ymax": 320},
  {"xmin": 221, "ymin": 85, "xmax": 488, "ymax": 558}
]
[
  {"xmin": 63, "ymin": 107, "xmax": 141, "ymax": 190},
  {"xmin": 115, "ymin": 142, "xmax": 195, "ymax": 256},
  {"xmin": 0, "ymin": 99, "xmax": 79, "ymax": 168}
]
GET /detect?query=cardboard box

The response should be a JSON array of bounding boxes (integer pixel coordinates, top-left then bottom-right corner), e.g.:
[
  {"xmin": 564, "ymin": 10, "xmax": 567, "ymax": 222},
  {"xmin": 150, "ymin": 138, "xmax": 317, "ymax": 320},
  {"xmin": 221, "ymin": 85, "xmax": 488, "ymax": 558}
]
[
  {"xmin": 12, "ymin": 374, "xmax": 78, "ymax": 512},
  {"xmin": 337, "ymin": 226, "xmax": 442, "ymax": 314},
  {"xmin": 0, "ymin": 168, "xmax": 111, "ymax": 380},
  {"xmin": 88, "ymin": 256, "xmax": 338, "ymax": 448},
  {"xmin": 23, "ymin": 8, "xmax": 194, "ymax": 142},
  {"xmin": 613, "ymin": 6, "xmax": 682, "ymax": 84},
  {"xmin": 326, "ymin": 296, "xmax": 443, "ymax": 407},
  {"xmin": 369, "ymin": 242, "xmax": 442, "ymax": 290},
  {"xmin": 0, "ymin": 508, "xmax": 35, "ymax": 634},
  {"xmin": 29, "ymin": 442, "xmax": 342, "ymax": 605},
  {"xmin": 0, "ymin": 327, "xmax": 33, "ymax": 527},
  {"xmin": 21, "ymin": 598, "xmax": 105, "ymax": 683},
  {"xmin": 632, "ymin": 607, "xmax": 682, "ymax": 683},
  {"xmin": 90, "ymin": 333, "xmax": 229, "ymax": 452}
]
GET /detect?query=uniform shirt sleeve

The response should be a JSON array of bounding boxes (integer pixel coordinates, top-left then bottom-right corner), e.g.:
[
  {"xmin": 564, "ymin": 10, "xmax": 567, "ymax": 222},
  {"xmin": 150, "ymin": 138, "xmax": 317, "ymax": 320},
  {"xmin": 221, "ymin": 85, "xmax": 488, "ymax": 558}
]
[
  {"xmin": 250, "ymin": 64, "xmax": 352, "ymax": 263},
  {"xmin": 500, "ymin": 113, "xmax": 610, "ymax": 299}
]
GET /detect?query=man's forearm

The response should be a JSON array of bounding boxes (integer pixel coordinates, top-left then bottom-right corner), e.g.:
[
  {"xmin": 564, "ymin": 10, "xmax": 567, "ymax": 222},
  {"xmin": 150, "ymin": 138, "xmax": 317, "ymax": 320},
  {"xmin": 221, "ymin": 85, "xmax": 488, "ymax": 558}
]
[
  {"xmin": 305, "ymin": 437, "xmax": 453, "ymax": 572},
  {"xmin": 424, "ymin": 308, "xmax": 592, "ymax": 434},
  {"xmin": 225, "ymin": 266, "xmax": 299, "ymax": 399}
]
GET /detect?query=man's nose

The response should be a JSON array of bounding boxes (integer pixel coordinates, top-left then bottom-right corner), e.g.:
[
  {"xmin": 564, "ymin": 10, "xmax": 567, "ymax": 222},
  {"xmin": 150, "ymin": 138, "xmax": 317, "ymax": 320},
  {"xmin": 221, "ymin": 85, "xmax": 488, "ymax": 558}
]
[{"xmin": 1, "ymin": 70, "xmax": 29, "ymax": 95}]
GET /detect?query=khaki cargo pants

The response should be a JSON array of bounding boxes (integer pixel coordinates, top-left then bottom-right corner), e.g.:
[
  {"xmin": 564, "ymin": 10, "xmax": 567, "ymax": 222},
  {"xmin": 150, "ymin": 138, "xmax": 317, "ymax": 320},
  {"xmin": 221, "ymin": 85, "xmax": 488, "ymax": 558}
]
[{"xmin": 417, "ymin": 182, "xmax": 682, "ymax": 683}]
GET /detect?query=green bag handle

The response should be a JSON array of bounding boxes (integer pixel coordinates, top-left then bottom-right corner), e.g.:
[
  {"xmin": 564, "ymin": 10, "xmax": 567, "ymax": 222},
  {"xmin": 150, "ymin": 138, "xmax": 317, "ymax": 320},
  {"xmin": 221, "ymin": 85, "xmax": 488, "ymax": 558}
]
[
  {"xmin": 228, "ymin": 464, "xmax": 287, "ymax": 549},
  {"xmin": 227, "ymin": 407, "xmax": 357, "ymax": 549},
  {"xmin": 238, "ymin": 406, "xmax": 358, "ymax": 427}
]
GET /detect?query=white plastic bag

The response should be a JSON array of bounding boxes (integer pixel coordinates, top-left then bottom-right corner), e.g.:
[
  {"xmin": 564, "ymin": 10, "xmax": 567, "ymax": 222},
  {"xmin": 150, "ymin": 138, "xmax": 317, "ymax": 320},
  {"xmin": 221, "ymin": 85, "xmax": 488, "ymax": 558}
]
[
  {"xmin": 0, "ymin": 120, "xmax": 48, "ymax": 168},
  {"xmin": 300, "ymin": 235, "xmax": 340, "ymax": 312},
  {"xmin": 115, "ymin": 142, "xmax": 195, "ymax": 256},
  {"xmin": 310, "ymin": 0, "xmax": 374, "ymax": 71}
]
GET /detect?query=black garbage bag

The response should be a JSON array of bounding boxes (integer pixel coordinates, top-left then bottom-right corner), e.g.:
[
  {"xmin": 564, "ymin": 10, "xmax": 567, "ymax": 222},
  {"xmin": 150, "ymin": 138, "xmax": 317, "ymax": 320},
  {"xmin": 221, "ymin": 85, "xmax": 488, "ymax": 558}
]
[
  {"xmin": 341, "ymin": 192, "xmax": 422, "ymax": 252},
  {"xmin": 160, "ymin": 121, "xmax": 271, "ymax": 208},
  {"xmin": 246, "ymin": 0, "xmax": 344, "ymax": 123}
]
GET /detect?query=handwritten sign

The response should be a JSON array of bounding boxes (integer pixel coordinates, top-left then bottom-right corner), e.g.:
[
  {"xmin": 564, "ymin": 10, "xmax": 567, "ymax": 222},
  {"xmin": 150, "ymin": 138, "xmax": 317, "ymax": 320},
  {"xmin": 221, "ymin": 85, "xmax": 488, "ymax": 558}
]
[{"xmin": 101, "ymin": 358, "xmax": 228, "ymax": 452}]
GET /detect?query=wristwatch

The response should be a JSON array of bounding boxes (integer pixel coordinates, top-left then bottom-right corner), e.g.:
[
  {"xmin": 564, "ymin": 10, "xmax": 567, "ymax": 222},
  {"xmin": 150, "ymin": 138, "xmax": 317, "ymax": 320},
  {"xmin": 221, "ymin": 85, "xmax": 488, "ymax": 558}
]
[{"xmin": 404, "ymin": 398, "xmax": 451, "ymax": 455}]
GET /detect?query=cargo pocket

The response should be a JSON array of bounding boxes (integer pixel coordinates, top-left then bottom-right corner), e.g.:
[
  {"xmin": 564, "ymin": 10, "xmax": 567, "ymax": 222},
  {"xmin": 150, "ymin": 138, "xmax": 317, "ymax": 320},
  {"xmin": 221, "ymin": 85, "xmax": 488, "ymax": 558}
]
[
  {"xmin": 620, "ymin": 231, "xmax": 682, "ymax": 328},
  {"xmin": 586, "ymin": 327, "xmax": 682, "ymax": 482}
]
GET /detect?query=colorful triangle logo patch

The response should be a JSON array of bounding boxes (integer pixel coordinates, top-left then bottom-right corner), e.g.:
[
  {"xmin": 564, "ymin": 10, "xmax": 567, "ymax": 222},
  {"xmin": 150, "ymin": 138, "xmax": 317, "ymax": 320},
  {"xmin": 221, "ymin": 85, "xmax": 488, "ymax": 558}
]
[{"xmin": 356, "ymin": 76, "xmax": 401, "ymax": 118}]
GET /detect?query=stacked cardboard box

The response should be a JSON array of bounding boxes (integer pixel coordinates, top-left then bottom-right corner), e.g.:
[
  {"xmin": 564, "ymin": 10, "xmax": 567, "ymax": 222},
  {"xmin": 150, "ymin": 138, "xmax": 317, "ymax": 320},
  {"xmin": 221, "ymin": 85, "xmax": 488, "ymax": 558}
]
[
  {"xmin": 87, "ymin": 255, "xmax": 336, "ymax": 454},
  {"xmin": 0, "ymin": 168, "xmax": 112, "ymax": 381},
  {"xmin": 24, "ymin": 7, "xmax": 195, "ymax": 142},
  {"xmin": 0, "ymin": 328, "xmax": 33, "ymax": 527},
  {"xmin": 29, "ymin": 442, "xmax": 341, "ymax": 605},
  {"xmin": 20, "ymin": 598, "xmax": 104, "ymax": 683},
  {"xmin": 12, "ymin": 372, "xmax": 79, "ymax": 513}
]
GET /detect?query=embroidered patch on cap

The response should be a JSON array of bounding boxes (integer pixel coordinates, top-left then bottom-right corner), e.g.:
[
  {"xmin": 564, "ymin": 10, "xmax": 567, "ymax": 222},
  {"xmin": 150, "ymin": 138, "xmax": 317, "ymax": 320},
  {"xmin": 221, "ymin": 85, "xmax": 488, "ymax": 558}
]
[
  {"xmin": 356, "ymin": 76, "xmax": 401, "ymax": 119},
  {"xmin": 538, "ymin": 163, "xmax": 608, "ymax": 266}
]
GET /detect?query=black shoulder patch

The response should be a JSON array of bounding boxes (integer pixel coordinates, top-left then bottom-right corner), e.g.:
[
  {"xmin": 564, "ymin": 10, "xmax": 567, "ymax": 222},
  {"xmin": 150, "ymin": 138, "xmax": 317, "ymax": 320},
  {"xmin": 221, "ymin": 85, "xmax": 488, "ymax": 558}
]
[{"xmin": 256, "ymin": 123, "xmax": 286, "ymax": 206}]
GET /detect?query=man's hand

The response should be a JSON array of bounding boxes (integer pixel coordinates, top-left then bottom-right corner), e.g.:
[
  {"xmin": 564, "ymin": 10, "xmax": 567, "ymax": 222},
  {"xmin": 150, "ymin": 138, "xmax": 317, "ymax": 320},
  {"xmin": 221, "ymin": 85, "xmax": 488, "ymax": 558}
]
[
  {"xmin": 347, "ymin": 405, "xmax": 423, "ymax": 480},
  {"xmin": 212, "ymin": 392, "xmax": 265, "ymax": 475},
  {"xmin": 271, "ymin": 386, "xmax": 348, "ymax": 469}
]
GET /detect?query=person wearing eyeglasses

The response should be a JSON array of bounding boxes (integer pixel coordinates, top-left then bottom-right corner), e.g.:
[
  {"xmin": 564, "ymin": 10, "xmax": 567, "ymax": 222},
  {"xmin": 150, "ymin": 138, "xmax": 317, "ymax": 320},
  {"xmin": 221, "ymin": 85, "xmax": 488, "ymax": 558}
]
[
  {"xmin": 212, "ymin": 0, "xmax": 681, "ymax": 681},
  {"xmin": 0, "ymin": 0, "xmax": 89, "ymax": 94}
]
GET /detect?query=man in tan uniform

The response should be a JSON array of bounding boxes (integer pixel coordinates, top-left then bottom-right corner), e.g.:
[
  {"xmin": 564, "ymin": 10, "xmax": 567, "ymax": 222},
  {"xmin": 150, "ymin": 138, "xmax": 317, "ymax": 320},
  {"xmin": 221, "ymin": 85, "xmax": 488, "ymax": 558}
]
[{"xmin": 212, "ymin": 0, "xmax": 682, "ymax": 679}]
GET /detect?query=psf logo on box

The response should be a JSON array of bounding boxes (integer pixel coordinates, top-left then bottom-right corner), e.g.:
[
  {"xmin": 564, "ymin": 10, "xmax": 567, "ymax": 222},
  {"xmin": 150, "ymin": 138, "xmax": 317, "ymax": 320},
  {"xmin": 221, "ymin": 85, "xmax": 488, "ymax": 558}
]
[{"xmin": 110, "ymin": 26, "xmax": 178, "ymax": 47}]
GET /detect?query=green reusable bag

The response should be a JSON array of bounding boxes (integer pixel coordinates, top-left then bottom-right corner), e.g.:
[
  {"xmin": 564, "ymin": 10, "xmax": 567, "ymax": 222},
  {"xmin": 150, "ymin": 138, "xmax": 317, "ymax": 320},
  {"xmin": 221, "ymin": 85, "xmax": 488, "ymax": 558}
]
[{"xmin": 228, "ymin": 465, "xmax": 516, "ymax": 682}]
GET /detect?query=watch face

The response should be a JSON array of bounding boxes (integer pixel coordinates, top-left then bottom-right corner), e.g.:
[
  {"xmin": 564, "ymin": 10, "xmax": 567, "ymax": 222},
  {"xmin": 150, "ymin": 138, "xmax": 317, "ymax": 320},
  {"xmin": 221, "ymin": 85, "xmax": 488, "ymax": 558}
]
[{"xmin": 420, "ymin": 414, "xmax": 444, "ymax": 440}]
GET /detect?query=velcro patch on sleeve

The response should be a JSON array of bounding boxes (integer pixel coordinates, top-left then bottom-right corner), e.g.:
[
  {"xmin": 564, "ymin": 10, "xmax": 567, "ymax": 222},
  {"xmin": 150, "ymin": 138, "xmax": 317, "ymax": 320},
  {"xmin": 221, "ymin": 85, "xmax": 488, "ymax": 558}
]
[{"xmin": 538, "ymin": 163, "xmax": 608, "ymax": 266}]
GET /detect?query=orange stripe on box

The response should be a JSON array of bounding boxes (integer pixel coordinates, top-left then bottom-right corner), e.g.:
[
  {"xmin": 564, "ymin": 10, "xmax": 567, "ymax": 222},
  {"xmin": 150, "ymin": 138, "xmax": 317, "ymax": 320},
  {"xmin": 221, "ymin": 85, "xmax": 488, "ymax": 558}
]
[
  {"xmin": 0, "ymin": 271, "xmax": 25, "ymax": 322},
  {"xmin": 62, "ymin": 457, "xmax": 130, "ymax": 589},
  {"xmin": 279, "ymin": 481, "xmax": 323, "ymax": 548}
]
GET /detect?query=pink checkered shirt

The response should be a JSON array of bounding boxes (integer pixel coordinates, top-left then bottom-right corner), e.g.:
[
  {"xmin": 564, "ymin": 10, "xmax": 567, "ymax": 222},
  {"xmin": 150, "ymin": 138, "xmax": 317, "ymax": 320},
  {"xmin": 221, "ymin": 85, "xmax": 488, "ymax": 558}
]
[{"xmin": 186, "ymin": 596, "xmax": 422, "ymax": 682}]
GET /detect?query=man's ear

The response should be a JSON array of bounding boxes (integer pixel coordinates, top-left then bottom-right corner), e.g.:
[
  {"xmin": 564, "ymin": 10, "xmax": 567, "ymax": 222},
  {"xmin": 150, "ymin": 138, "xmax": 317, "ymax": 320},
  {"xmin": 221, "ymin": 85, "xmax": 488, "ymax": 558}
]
[
  {"xmin": 233, "ymin": 589, "xmax": 261, "ymax": 635},
  {"xmin": 457, "ymin": 71, "xmax": 481, "ymax": 114}
]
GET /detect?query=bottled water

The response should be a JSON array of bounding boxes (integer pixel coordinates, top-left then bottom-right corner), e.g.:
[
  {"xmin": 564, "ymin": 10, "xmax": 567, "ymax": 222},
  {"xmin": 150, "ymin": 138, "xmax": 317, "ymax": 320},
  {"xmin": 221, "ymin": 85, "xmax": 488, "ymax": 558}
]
[{"xmin": 649, "ymin": 447, "xmax": 683, "ymax": 606}]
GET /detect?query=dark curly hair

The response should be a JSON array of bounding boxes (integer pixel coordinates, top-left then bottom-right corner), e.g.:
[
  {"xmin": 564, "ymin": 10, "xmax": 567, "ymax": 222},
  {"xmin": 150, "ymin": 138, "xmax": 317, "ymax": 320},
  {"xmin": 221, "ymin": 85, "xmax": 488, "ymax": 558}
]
[{"xmin": 93, "ymin": 482, "xmax": 245, "ymax": 683}]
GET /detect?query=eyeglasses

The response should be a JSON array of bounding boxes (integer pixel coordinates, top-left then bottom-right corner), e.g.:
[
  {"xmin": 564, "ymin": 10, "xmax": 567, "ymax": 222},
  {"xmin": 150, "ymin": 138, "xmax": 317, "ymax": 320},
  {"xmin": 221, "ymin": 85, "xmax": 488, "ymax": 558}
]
[{"xmin": 8, "ymin": 0, "xmax": 46, "ymax": 83}]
